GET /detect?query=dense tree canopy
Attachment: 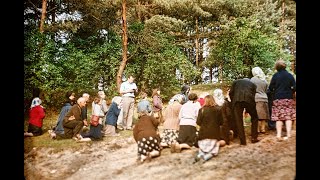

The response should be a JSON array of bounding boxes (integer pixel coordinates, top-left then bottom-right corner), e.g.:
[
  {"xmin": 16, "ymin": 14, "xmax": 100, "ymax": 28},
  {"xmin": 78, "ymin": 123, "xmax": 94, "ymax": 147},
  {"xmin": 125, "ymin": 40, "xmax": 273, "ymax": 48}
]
[{"xmin": 24, "ymin": 0, "xmax": 295, "ymax": 110}]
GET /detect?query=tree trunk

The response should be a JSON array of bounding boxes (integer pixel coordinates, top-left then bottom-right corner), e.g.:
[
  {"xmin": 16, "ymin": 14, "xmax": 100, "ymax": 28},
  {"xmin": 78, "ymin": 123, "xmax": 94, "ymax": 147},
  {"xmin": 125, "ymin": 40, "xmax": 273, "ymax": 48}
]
[
  {"xmin": 116, "ymin": 0, "xmax": 128, "ymax": 92},
  {"xmin": 39, "ymin": 0, "xmax": 47, "ymax": 33},
  {"xmin": 195, "ymin": 17, "xmax": 199, "ymax": 67},
  {"xmin": 136, "ymin": 0, "xmax": 141, "ymax": 22}
]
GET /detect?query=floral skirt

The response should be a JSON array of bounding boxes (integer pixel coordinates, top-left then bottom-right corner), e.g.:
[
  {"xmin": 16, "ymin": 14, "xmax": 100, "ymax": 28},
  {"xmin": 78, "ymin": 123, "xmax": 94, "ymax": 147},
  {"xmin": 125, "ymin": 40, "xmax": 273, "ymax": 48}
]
[
  {"xmin": 160, "ymin": 129, "xmax": 179, "ymax": 146},
  {"xmin": 271, "ymin": 99, "xmax": 296, "ymax": 121}
]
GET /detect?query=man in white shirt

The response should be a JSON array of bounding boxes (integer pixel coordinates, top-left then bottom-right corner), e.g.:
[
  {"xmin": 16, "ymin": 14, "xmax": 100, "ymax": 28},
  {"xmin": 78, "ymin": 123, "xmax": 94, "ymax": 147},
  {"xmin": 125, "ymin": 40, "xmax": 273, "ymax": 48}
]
[{"xmin": 119, "ymin": 74, "xmax": 138, "ymax": 130}]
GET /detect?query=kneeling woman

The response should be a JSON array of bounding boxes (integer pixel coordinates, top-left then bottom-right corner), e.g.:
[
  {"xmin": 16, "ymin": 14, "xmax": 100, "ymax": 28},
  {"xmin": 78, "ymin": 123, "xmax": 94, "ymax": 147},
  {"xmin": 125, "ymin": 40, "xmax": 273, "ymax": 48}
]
[
  {"xmin": 133, "ymin": 110, "xmax": 161, "ymax": 163},
  {"xmin": 194, "ymin": 95, "xmax": 226, "ymax": 163}
]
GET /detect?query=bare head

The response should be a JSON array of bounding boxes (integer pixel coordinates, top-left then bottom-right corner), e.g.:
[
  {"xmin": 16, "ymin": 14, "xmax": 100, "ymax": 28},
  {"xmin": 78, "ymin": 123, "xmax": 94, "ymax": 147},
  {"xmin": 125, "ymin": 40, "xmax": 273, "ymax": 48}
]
[
  {"xmin": 274, "ymin": 59, "xmax": 287, "ymax": 71},
  {"xmin": 77, "ymin": 97, "xmax": 87, "ymax": 107}
]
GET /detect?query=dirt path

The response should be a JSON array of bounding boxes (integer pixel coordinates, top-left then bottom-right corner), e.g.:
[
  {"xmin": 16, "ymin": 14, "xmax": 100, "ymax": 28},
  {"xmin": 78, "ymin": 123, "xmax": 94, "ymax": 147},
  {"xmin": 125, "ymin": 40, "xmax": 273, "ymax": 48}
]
[{"xmin": 24, "ymin": 127, "xmax": 296, "ymax": 180}]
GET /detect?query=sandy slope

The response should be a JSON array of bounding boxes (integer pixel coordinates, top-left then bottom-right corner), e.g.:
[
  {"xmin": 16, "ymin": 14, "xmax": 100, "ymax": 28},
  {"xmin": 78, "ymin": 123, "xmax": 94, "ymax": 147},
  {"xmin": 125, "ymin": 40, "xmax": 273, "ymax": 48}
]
[{"xmin": 24, "ymin": 127, "xmax": 296, "ymax": 180}]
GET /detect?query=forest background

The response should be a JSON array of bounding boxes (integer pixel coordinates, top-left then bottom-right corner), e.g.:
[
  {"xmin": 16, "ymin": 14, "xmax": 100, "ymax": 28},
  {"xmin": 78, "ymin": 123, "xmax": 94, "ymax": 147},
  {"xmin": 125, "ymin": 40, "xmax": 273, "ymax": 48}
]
[{"xmin": 24, "ymin": 0, "xmax": 296, "ymax": 113}]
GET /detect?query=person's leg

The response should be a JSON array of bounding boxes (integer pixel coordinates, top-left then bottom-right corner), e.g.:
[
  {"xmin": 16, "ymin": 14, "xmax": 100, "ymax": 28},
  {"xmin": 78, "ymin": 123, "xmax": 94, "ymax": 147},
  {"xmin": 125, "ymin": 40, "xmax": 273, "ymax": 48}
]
[
  {"xmin": 233, "ymin": 103, "xmax": 246, "ymax": 145},
  {"xmin": 121, "ymin": 97, "xmax": 131, "ymax": 129},
  {"xmin": 126, "ymin": 98, "xmax": 135, "ymax": 129},
  {"xmin": 285, "ymin": 120, "xmax": 292, "ymax": 138},
  {"xmin": 276, "ymin": 120, "xmax": 283, "ymax": 139},
  {"xmin": 116, "ymin": 108, "xmax": 124, "ymax": 130},
  {"xmin": 149, "ymin": 150, "xmax": 160, "ymax": 157},
  {"xmin": 260, "ymin": 120, "xmax": 266, "ymax": 133},
  {"xmin": 246, "ymin": 102, "xmax": 259, "ymax": 142}
]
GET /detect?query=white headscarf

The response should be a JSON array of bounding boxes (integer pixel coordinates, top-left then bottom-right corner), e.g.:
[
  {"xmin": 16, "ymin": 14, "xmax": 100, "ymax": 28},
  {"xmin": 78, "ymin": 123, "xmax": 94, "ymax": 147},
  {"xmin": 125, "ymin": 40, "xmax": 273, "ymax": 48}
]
[
  {"xmin": 252, "ymin": 67, "xmax": 266, "ymax": 81},
  {"xmin": 213, "ymin": 89, "xmax": 225, "ymax": 106},
  {"xmin": 112, "ymin": 96, "xmax": 122, "ymax": 106},
  {"xmin": 30, "ymin": 97, "xmax": 42, "ymax": 108}
]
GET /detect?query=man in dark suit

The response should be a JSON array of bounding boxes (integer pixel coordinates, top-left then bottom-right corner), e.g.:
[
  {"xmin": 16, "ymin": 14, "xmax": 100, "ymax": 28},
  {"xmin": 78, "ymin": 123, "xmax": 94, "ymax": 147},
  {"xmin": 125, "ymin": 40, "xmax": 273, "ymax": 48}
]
[{"xmin": 229, "ymin": 78, "xmax": 260, "ymax": 145}]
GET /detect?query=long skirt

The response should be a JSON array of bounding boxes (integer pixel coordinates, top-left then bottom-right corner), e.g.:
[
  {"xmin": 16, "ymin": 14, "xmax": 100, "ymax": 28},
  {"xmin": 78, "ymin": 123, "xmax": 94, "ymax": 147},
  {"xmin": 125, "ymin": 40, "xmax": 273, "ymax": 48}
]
[
  {"xmin": 137, "ymin": 136, "xmax": 161, "ymax": 156},
  {"xmin": 160, "ymin": 129, "xmax": 179, "ymax": 146},
  {"xmin": 177, "ymin": 125, "xmax": 197, "ymax": 147},
  {"xmin": 271, "ymin": 99, "xmax": 296, "ymax": 121},
  {"xmin": 256, "ymin": 101, "xmax": 270, "ymax": 120}
]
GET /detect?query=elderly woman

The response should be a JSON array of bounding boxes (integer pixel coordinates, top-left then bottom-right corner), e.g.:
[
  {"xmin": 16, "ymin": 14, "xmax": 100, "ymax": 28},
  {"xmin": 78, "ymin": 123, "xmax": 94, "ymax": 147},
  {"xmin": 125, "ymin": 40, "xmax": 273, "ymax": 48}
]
[
  {"xmin": 268, "ymin": 60, "xmax": 296, "ymax": 141},
  {"xmin": 104, "ymin": 96, "xmax": 122, "ymax": 136},
  {"xmin": 133, "ymin": 110, "xmax": 161, "ymax": 163},
  {"xmin": 24, "ymin": 97, "xmax": 46, "ymax": 137},
  {"xmin": 160, "ymin": 94, "xmax": 183, "ymax": 148},
  {"xmin": 250, "ymin": 67, "xmax": 270, "ymax": 134}
]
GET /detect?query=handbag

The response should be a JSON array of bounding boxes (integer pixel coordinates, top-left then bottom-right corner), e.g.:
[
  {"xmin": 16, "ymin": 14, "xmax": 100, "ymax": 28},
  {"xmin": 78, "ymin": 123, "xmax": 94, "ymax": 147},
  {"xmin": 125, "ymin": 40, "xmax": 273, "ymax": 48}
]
[{"xmin": 90, "ymin": 115, "xmax": 99, "ymax": 127}]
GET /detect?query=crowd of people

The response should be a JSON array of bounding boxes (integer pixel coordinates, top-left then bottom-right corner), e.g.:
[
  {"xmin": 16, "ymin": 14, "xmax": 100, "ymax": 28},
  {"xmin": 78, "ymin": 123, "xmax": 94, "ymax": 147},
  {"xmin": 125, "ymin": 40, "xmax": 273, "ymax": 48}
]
[{"xmin": 24, "ymin": 60, "xmax": 296, "ymax": 164}]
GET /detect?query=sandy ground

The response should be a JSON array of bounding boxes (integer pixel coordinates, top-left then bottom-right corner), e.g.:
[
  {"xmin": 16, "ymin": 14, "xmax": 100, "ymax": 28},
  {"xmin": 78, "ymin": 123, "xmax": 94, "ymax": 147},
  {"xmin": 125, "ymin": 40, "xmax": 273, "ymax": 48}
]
[{"xmin": 24, "ymin": 124, "xmax": 296, "ymax": 180}]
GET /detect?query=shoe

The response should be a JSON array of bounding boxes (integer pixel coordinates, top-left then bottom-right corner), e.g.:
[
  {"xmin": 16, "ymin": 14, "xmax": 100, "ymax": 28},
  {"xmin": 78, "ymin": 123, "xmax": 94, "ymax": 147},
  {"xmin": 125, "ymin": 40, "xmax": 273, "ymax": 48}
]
[
  {"xmin": 117, "ymin": 126, "xmax": 124, "ymax": 131},
  {"xmin": 170, "ymin": 143, "xmax": 176, "ymax": 153},
  {"xmin": 175, "ymin": 143, "xmax": 181, "ymax": 153},
  {"xmin": 145, "ymin": 152, "xmax": 152, "ymax": 162},
  {"xmin": 77, "ymin": 137, "xmax": 92, "ymax": 142},
  {"xmin": 24, "ymin": 132, "xmax": 34, "ymax": 137},
  {"xmin": 193, "ymin": 156, "xmax": 201, "ymax": 164},
  {"xmin": 50, "ymin": 132, "xmax": 57, "ymax": 139},
  {"xmin": 126, "ymin": 127, "xmax": 132, "ymax": 131},
  {"xmin": 283, "ymin": 136, "xmax": 289, "ymax": 140},
  {"xmin": 251, "ymin": 139, "xmax": 260, "ymax": 143}
]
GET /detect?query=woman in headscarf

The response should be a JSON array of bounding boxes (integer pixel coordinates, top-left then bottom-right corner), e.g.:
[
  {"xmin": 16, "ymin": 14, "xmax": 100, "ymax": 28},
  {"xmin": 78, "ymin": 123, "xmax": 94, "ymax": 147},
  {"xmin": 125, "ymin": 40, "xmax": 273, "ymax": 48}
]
[
  {"xmin": 24, "ymin": 97, "xmax": 46, "ymax": 137},
  {"xmin": 180, "ymin": 85, "xmax": 191, "ymax": 105},
  {"xmin": 213, "ymin": 88, "xmax": 234, "ymax": 145},
  {"xmin": 250, "ymin": 67, "xmax": 270, "ymax": 134},
  {"xmin": 160, "ymin": 94, "xmax": 183, "ymax": 148}
]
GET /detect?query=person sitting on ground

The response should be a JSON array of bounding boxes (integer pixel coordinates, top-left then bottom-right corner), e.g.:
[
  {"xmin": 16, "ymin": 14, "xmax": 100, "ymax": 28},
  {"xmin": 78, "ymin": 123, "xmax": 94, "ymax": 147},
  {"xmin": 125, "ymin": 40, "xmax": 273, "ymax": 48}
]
[
  {"xmin": 194, "ymin": 95, "xmax": 225, "ymax": 163},
  {"xmin": 62, "ymin": 97, "xmax": 88, "ymax": 141},
  {"xmin": 133, "ymin": 110, "xmax": 161, "ymax": 163},
  {"xmin": 159, "ymin": 94, "xmax": 183, "ymax": 148},
  {"xmin": 24, "ymin": 97, "xmax": 46, "ymax": 137},
  {"xmin": 171, "ymin": 93, "xmax": 201, "ymax": 153},
  {"xmin": 104, "ymin": 96, "xmax": 122, "ymax": 136}
]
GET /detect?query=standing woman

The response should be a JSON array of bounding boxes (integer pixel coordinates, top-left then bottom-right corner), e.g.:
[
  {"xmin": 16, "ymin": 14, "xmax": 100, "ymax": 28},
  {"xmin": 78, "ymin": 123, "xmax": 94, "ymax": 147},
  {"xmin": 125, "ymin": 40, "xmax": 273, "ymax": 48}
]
[
  {"xmin": 152, "ymin": 88, "xmax": 163, "ymax": 122},
  {"xmin": 268, "ymin": 60, "xmax": 296, "ymax": 140},
  {"xmin": 250, "ymin": 67, "xmax": 270, "ymax": 134}
]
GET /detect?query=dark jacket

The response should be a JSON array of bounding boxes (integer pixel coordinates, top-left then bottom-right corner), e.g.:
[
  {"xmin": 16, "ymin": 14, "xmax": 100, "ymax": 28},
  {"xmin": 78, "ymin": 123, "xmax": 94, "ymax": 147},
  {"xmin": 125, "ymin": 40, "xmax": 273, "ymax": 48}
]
[
  {"xmin": 196, "ymin": 106, "xmax": 222, "ymax": 140},
  {"xmin": 229, "ymin": 78, "xmax": 257, "ymax": 107},
  {"xmin": 268, "ymin": 69, "xmax": 296, "ymax": 100}
]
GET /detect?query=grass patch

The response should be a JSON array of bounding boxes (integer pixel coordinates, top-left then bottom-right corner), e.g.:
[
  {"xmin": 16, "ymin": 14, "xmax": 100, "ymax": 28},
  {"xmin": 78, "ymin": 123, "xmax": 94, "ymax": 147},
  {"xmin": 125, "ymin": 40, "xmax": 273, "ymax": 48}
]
[{"xmin": 24, "ymin": 83, "xmax": 233, "ymax": 153}]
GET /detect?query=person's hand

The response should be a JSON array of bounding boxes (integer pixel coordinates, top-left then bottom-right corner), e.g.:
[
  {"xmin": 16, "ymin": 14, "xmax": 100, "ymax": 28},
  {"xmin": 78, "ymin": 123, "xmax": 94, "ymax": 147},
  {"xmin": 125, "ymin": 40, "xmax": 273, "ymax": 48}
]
[
  {"xmin": 68, "ymin": 115, "xmax": 75, "ymax": 121},
  {"xmin": 83, "ymin": 120, "xmax": 88, "ymax": 126}
]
